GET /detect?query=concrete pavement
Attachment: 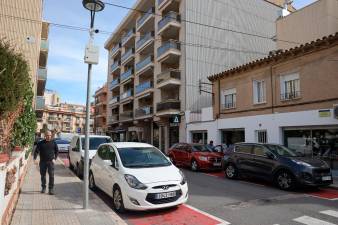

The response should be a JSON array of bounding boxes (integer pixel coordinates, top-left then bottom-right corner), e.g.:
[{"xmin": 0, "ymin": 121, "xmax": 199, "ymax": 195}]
[{"xmin": 10, "ymin": 160, "xmax": 126, "ymax": 225}]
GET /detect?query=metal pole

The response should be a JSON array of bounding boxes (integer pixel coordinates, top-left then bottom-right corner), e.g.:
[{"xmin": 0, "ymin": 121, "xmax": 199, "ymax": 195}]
[{"xmin": 83, "ymin": 9, "xmax": 95, "ymax": 210}]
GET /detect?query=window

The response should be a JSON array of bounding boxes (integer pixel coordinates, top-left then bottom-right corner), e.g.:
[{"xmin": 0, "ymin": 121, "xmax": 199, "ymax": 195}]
[
  {"xmin": 235, "ymin": 145, "xmax": 252, "ymax": 154},
  {"xmin": 97, "ymin": 145, "xmax": 110, "ymax": 160},
  {"xmin": 81, "ymin": 137, "xmax": 112, "ymax": 150},
  {"xmin": 222, "ymin": 88, "xmax": 236, "ymax": 109},
  {"xmin": 253, "ymin": 145, "xmax": 267, "ymax": 157},
  {"xmin": 280, "ymin": 73, "xmax": 300, "ymax": 100},
  {"xmin": 253, "ymin": 80, "xmax": 266, "ymax": 104},
  {"xmin": 256, "ymin": 130, "xmax": 267, "ymax": 143}
]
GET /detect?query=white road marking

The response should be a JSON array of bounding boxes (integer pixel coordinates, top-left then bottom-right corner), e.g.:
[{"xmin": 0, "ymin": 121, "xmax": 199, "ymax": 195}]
[
  {"xmin": 184, "ymin": 204, "xmax": 231, "ymax": 225},
  {"xmin": 320, "ymin": 210, "xmax": 338, "ymax": 218},
  {"xmin": 293, "ymin": 215, "xmax": 335, "ymax": 225}
]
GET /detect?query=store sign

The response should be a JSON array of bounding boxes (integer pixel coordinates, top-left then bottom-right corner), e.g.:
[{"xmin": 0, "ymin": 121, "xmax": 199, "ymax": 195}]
[
  {"xmin": 169, "ymin": 115, "xmax": 181, "ymax": 127},
  {"xmin": 319, "ymin": 110, "xmax": 331, "ymax": 118}
]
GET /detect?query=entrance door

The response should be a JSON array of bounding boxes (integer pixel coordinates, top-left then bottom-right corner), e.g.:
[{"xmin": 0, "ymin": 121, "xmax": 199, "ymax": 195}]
[
  {"xmin": 153, "ymin": 123, "xmax": 159, "ymax": 148},
  {"xmin": 169, "ymin": 126, "xmax": 179, "ymax": 148}
]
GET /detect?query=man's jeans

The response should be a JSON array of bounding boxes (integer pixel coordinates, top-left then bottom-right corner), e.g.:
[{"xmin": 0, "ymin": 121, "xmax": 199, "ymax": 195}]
[{"xmin": 39, "ymin": 161, "xmax": 54, "ymax": 190}]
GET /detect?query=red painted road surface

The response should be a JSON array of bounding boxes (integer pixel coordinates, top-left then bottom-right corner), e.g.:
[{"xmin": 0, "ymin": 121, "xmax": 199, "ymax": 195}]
[{"xmin": 308, "ymin": 188, "xmax": 338, "ymax": 200}]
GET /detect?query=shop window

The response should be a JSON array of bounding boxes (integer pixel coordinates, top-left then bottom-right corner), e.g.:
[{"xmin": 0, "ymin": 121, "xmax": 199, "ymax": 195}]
[
  {"xmin": 256, "ymin": 130, "xmax": 267, "ymax": 143},
  {"xmin": 280, "ymin": 73, "xmax": 300, "ymax": 100},
  {"xmin": 253, "ymin": 80, "xmax": 266, "ymax": 104},
  {"xmin": 192, "ymin": 132, "xmax": 208, "ymax": 144}
]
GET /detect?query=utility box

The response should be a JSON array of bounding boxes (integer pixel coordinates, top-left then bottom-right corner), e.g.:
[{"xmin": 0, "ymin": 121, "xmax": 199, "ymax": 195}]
[{"xmin": 84, "ymin": 43, "xmax": 99, "ymax": 64}]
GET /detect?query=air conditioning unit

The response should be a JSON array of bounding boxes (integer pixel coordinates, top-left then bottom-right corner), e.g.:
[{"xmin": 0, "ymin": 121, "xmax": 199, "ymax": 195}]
[{"xmin": 334, "ymin": 104, "xmax": 338, "ymax": 119}]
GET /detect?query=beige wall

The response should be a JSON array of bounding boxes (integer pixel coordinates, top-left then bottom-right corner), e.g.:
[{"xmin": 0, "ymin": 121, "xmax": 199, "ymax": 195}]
[
  {"xmin": 213, "ymin": 44, "xmax": 338, "ymax": 119},
  {"xmin": 277, "ymin": 0, "xmax": 338, "ymax": 50},
  {"xmin": 44, "ymin": 90, "xmax": 60, "ymax": 106},
  {"xmin": 0, "ymin": 0, "xmax": 43, "ymax": 97}
]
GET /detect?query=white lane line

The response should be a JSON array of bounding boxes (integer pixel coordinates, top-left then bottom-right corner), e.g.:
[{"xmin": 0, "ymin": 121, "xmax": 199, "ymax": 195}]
[
  {"xmin": 320, "ymin": 210, "xmax": 338, "ymax": 218},
  {"xmin": 184, "ymin": 204, "xmax": 231, "ymax": 225},
  {"xmin": 293, "ymin": 215, "xmax": 335, "ymax": 225}
]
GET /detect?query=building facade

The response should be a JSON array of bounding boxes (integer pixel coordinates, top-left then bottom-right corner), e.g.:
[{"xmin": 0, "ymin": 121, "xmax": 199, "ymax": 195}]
[
  {"xmin": 0, "ymin": 0, "xmax": 49, "ymax": 120},
  {"xmin": 94, "ymin": 84, "xmax": 108, "ymax": 134},
  {"xmin": 105, "ymin": 0, "xmax": 283, "ymax": 151},
  {"xmin": 188, "ymin": 33, "xmax": 338, "ymax": 169}
]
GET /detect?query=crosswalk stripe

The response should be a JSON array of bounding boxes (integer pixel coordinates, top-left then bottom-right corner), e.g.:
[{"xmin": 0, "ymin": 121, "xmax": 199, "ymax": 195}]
[
  {"xmin": 293, "ymin": 215, "xmax": 335, "ymax": 225},
  {"xmin": 320, "ymin": 210, "xmax": 338, "ymax": 218}
]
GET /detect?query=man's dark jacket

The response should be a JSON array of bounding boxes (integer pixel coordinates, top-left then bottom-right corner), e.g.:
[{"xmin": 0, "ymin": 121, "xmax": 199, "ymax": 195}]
[{"xmin": 34, "ymin": 140, "xmax": 59, "ymax": 162}]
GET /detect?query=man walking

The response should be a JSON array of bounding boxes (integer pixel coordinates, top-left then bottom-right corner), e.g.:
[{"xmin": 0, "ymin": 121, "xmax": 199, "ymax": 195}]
[{"xmin": 34, "ymin": 130, "xmax": 58, "ymax": 195}]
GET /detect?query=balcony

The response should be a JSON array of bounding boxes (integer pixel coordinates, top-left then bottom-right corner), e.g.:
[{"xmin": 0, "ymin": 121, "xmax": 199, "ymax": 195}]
[
  {"xmin": 48, "ymin": 117, "xmax": 58, "ymax": 121},
  {"xmin": 36, "ymin": 96, "xmax": 45, "ymax": 111},
  {"xmin": 135, "ymin": 55, "xmax": 153, "ymax": 75},
  {"xmin": 40, "ymin": 39, "xmax": 49, "ymax": 51},
  {"xmin": 111, "ymin": 43, "xmax": 122, "ymax": 58},
  {"xmin": 158, "ymin": 0, "xmax": 180, "ymax": 10},
  {"xmin": 120, "ymin": 89, "xmax": 133, "ymax": 101},
  {"xmin": 111, "ymin": 61, "xmax": 121, "ymax": 73},
  {"xmin": 156, "ymin": 100, "xmax": 180, "ymax": 115},
  {"xmin": 158, "ymin": 12, "xmax": 181, "ymax": 36},
  {"xmin": 135, "ymin": 81, "xmax": 153, "ymax": 96},
  {"xmin": 38, "ymin": 68, "xmax": 47, "ymax": 80},
  {"xmin": 120, "ymin": 111, "xmax": 133, "ymax": 121},
  {"xmin": 109, "ymin": 96, "xmax": 119, "ymax": 105},
  {"xmin": 37, "ymin": 68, "xmax": 47, "ymax": 96},
  {"xmin": 135, "ymin": 106, "xmax": 153, "ymax": 118},
  {"xmin": 110, "ymin": 78, "xmax": 120, "ymax": 90},
  {"xmin": 222, "ymin": 102, "xmax": 236, "ymax": 110},
  {"xmin": 109, "ymin": 114, "xmax": 119, "ymax": 124},
  {"xmin": 136, "ymin": 7, "xmax": 155, "ymax": 32},
  {"xmin": 157, "ymin": 69, "xmax": 181, "ymax": 89},
  {"xmin": 120, "ymin": 68, "xmax": 134, "ymax": 83},
  {"xmin": 121, "ymin": 48, "xmax": 135, "ymax": 65},
  {"xmin": 122, "ymin": 28, "xmax": 135, "ymax": 47},
  {"xmin": 136, "ymin": 32, "xmax": 154, "ymax": 54},
  {"xmin": 157, "ymin": 40, "xmax": 181, "ymax": 63}
]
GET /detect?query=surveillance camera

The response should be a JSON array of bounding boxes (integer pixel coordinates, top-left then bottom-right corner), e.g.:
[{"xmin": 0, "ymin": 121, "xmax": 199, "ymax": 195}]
[{"xmin": 94, "ymin": 29, "xmax": 99, "ymax": 33}]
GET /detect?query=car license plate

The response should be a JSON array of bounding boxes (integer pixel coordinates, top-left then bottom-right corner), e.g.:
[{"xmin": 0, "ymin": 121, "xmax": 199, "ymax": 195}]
[
  {"xmin": 322, "ymin": 176, "xmax": 332, "ymax": 181},
  {"xmin": 155, "ymin": 191, "xmax": 176, "ymax": 199},
  {"xmin": 213, "ymin": 162, "xmax": 221, "ymax": 166}
]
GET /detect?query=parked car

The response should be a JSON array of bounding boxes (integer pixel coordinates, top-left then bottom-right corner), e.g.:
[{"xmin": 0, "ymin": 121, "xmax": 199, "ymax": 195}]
[
  {"xmin": 168, "ymin": 143, "xmax": 224, "ymax": 171},
  {"xmin": 54, "ymin": 138, "xmax": 70, "ymax": 153},
  {"xmin": 68, "ymin": 135, "xmax": 112, "ymax": 177},
  {"xmin": 89, "ymin": 142, "xmax": 188, "ymax": 212},
  {"xmin": 223, "ymin": 143, "xmax": 333, "ymax": 190}
]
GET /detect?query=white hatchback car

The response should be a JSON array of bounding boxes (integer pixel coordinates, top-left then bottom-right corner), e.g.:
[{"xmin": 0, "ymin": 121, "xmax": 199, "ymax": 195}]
[{"xmin": 89, "ymin": 142, "xmax": 188, "ymax": 212}]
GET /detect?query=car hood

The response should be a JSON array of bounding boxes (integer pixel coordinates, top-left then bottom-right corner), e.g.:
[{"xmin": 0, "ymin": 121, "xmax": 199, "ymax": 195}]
[
  {"xmin": 124, "ymin": 165, "xmax": 181, "ymax": 184},
  {"xmin": 81, "ymin": 150, "xmax": 97, "ymax": 159},
  {"xmin": 290, "ymin": 157, "xmax": 328, "ymax": 168},
  {"xmin": 195, "ymin": 152, "xmax": 223, "ymax": 157}
]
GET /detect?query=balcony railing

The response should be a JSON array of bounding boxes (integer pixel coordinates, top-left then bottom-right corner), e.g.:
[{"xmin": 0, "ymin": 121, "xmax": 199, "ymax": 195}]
[
  {"xmin": 110, "ymin": 78, "xmax": 119, "ymax": 90},
  {"xmin": 120, "ymin": 68, "xmax": 134, "ymax": 82},
  {"xmin": 135, "ymin": 106, "xmax": 153, "ymax": 117},
  {"xmin": 281, "ymin": 91, "xmax": 301, "ymax": 101},
  {"xmin": 40, "ymin": 39, "xmax": 49, "ymax": 51},
  {"xmin": 157, "ymin": 40, "xmax": 180, "ymax": 58},
  {"xmin": 137, "ymin": 7, "xmax": 154, "ymax": 28},
  {"xmin": 111, "ymin": 43, "xmax": 121, "ymax": 55},
  {"xmin": 157, "ymin": 70, "xmax": 181, "ymax": 84},
  {"xmin": 120, "ymin": 89, "xmax": 133, "ymax": 100},
  {"xmin": 48, "ymin": 117, "xmax": 58, "ymax": 121},
  {"xmin": 158, "ymin": 11, "xmax": 180, "ymax": 31},
  {"xmin": 111, "ymin": 61, "xmax": 121, "ymax": 72},
  {"xmin": 38, "ymin": 68, "xmax": 47, "ymax": 80},
  {"xmin": 135, "ymin": 55, "xmax": 153, "ymax": 73},
  {"xmin": 110, "ymin": 114, "xmax": 119, "ymax": 123},
  {"xmin": 120, "ymin": 111, "xmax": 133, "ymax": 121},
  {"xmin": 136, "ymin": 81, "xmax": 153, "ymax": 94},
  {"xmin": 122, "ymin": 28, "xmax": 135, "ymax": 45},
  {"xmin": 222, "ymin": 102, "xmax": 236, "ymax": 109},
  {"xmin": 36, "ymin": 96, "xmax": 45, "ymax": 110},
  {"xmin": 121, "ymin": 48, "xmax": 135, "ymax": 63},
  {"xmin": 109, "ymin": 96, "xmax": 119, "ymax": 105},
  {"xmin": 157, "ymin": 100, "xmax": 180, "ymax": 112},
  {"xmin": 136, "ymin": 32, "xmax": 154, "ymax": 50}
]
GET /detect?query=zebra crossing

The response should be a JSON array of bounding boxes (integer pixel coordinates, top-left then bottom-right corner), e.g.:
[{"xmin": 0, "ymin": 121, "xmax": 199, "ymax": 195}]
[{"xmin": 292, "ymin": 209, "xmax": 338, "ymax": 225}]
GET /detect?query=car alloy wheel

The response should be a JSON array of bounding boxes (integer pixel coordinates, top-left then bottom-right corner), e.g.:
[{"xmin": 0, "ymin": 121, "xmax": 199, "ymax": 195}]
[
  {"xmin": 225, "ymin": 164, "xmax": 237, "ymax": 179},
  {"xmin": 89, "ymin": 172, "xmax": 96, "ymax": 190},
  {"xmin": 113, "ymin": 188, "xmax": 125, "ymax": 213},
  {"xmin": 191, "ymin": 160, "xmax": 198, "ymax": 171},
  {"xmin": 276, "ymin": 171, "xmax": 294, "ymax": 190}
]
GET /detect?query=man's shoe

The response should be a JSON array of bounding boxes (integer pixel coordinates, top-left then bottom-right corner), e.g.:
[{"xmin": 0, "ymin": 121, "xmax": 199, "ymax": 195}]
[
  {"xmin": 41, "ymin": 188, "xmax": 46, "ymax": 193},
  {"xmin": 48, "ymin": 189, "xmax": 54, "ymax": 195}
]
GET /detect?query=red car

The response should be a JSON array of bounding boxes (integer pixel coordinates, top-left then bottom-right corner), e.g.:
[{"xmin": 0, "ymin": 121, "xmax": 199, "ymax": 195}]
[{"xmin": 168, "ymin": 143, "xmax": 224, "ymax": 171}]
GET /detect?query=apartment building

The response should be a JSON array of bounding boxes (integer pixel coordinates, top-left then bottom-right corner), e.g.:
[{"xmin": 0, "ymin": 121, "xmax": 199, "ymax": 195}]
[
  {"xmin": 104, "ymin": 0, "xmax": 283, "ymax": 151},
  {"xmin": 188, "ymin": 33, "xmax": 338, "ymax": 169},
  {"xmin": 276, "ymin": 0, "xmax": 338, "ymax": 50},
  {"xmin": 94, "ymin": 84, "xmax": 108, "ymax": 135},
  {"xmin": 0, "ymin": 0, "xmax": 49, "ymax": 119}
]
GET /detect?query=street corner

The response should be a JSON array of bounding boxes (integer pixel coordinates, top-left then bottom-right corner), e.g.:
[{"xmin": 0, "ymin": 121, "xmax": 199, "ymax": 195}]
[{"xmin": 125, "ymin": 204, "xmax": 230, "ymax": 225}]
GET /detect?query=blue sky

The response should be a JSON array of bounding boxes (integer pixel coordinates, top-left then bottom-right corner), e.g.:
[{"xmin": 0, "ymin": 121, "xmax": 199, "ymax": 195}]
[{"xmin": 43, "ymin": 0, "xmax": 316, "ymax": 105}]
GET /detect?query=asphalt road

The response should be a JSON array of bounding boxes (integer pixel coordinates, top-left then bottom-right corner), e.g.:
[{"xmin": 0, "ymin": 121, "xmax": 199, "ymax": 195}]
[{"xmin": 59, "ymin": 153, "xmax": 338, "ymax": 225}]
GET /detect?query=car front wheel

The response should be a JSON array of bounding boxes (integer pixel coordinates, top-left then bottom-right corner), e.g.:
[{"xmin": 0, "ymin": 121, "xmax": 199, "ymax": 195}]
[
  {"xmin": 225, "ymin": 163, "xmax": 238, "ymax": 179},
  {"xmin": 113, "ymin": 187, "xmax": 125, "ymax": 213},
  {"xmin": 275, "ymin": 170, "xmax": 295, "ymax": 190}
]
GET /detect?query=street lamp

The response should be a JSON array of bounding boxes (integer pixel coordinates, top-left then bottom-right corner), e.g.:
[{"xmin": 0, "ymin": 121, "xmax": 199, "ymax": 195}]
[{"xmin": 82, "ymin": 0, "xmax": 104, "ymax": 209}]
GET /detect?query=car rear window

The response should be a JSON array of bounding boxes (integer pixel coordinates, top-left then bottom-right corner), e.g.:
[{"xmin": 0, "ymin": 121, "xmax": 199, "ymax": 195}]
[{"xmin": 81, "ymin": 137, "xmax": 112, "ymax": 150}]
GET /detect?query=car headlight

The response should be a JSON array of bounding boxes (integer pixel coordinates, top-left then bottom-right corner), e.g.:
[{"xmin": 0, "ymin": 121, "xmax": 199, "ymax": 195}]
[
  {"xmin": 292, "ymin": 159, "xmax": 312, "ymax": 167},
  {"xmin": 124, "ymin": 174, "xmax": 148, "ymax": 190},
  {"xmin": 198, "ymin": 156, "xmax": 208, "ymax": 161},
  {"xmin": 179, "ymin": 170, "xmax": 187, "ymax": 185}
]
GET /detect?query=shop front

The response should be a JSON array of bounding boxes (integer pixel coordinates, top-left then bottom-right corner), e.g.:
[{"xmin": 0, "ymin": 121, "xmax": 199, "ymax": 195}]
[
  {"xmin": 284, "ymin": 126, "xmax": 338, "ymax": 169},
  {"xmin": 221, "ymin": 129, "xmax": 245, "ymax": 147},
  {"xmin": 191, "ymin": 131, "xmax": 208, "ymax": 144}
]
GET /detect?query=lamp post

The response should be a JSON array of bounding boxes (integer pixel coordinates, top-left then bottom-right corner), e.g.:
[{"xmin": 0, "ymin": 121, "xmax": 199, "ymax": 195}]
[{"xmin": 82, "ymin": 0, "xmax": 105, "ymax": 209}]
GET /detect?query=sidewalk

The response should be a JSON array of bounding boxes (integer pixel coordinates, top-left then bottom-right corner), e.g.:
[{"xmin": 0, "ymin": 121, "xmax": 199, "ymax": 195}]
[{"xmin": 10, "ymin": 160, "xmax": 127, "ymax": 225}]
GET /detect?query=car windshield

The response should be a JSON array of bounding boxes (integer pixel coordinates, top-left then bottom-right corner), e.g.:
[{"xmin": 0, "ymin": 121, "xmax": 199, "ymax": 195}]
[
  {"xmin": 266, "ymin": 145, "xmax": 297, "ymax": 157},
  {"xmin": 81, "ymin": 137, "xmax": 112, "ymax": 150},
  {"xmin": 117, "ymin": 147, "xmax": 171, "ymax": 168},
  {"xmin": 192, "ymin": 145, "xmax": 212, "ymax": 152},
  {"xmin": 55, "ymin": 139, "xmax": 70, "ymax": 144}
]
